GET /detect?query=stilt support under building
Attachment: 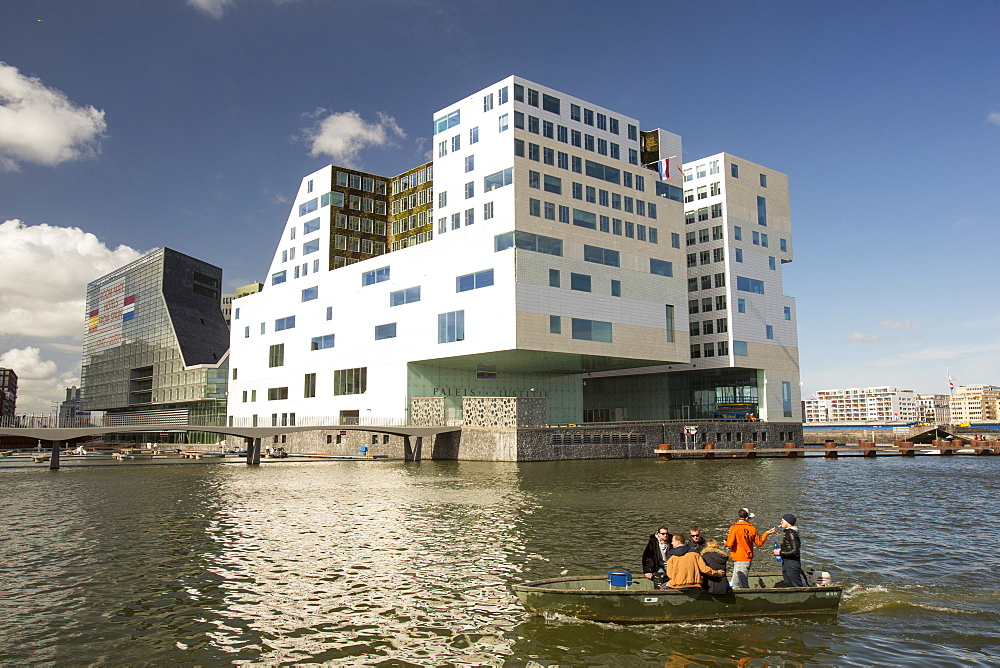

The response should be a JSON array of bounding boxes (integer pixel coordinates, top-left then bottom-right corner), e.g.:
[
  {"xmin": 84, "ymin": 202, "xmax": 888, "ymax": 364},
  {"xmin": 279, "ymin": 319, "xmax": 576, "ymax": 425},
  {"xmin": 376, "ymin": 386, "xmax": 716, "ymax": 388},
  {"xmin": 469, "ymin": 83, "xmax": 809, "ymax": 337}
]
[{"xmin": 49, "ymin": 441, "xmax": 62, "ymax": 470}]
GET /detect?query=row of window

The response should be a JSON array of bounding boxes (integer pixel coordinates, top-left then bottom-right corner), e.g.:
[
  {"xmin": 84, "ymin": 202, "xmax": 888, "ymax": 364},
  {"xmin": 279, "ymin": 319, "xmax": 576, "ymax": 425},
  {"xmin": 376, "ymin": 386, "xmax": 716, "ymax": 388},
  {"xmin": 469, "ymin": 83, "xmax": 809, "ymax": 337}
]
[
  {"xmin": 526, "ymin": 169, "xmax": 658, "ymax": 220},
  {"xmin": 527, "ymin": 200, "xmax": 660, "ymax": 244},
  {"xmin": 335, "ymin": 171, "xmax": 388, "ymax": 194},
  {"xmin": 493, "ymin": 230, "xmax": 671, "ymax": 276},
  {"xmin": 391, "ymin": 166, "xmax": 432, "ymax": 195},
  {"xmin": 688, "ymin": 273, "xmax": 727, "ymax": 292},
  {"xmin": 390, "ymin": 187, "xmax": 432, "ymax": 215},
  {"xmin": 683, "ymin": 161, "xmax": 767, "ymax": 188},
  {"xmin": 689, "ymin": 318, "xmax": 729, "ymax": 336},
  {"xmin": 272, "ymin": 259, "xmax": 321, "ymax": 285},
  {"xmin": 548, "ymin": 316, "xmax": 613, "ymax": 342},
  {"xmin": 683, "ymin": 181, "xmax": 722, "ymax": 202},
  {"xmin": 685, "ymin": 204, "xmax": 723, "ymax": 224},
  {"xmin": 549, "ymin": 269, "xmax": 620, "ymax": 297},
  {"xmin": 689, "ymin": 296, "xmax": 728, "ymax": 314},
  {"xmin": 515, "ymin": 112, "xmax": 637, "ymax": 164},
  {"xmin": 299, "ymin": 191, "xmax": 388, "ymax": 218},
  {"xmin": 686, "ymin": 248, "xmax": 725, "ymax": 267},
  {"xmin": 691, "ymin": 341, "xmax": 734, "ymax": 358},
  {"xmin": 517, "ymin": 142, "xmax": 650, "ymax": 198},
  {"xmin": 333, "ymin": 236, "xmax": 387, "ymax": 255},
  {"xmin": 683, "ymin": 196, "xmax": 767, "ymax": 228},
  {"xmin": 513, "ymin": 83, "xmax": 637, "ymax": 141}
]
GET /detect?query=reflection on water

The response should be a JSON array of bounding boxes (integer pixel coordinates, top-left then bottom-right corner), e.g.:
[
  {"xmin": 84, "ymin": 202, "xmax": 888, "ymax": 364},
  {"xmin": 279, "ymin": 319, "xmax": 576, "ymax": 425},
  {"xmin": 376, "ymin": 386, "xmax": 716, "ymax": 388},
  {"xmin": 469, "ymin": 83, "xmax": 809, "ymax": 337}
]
[{"xmin": 1, "ymin": 457, "xmax": 998, "ymax": 665}]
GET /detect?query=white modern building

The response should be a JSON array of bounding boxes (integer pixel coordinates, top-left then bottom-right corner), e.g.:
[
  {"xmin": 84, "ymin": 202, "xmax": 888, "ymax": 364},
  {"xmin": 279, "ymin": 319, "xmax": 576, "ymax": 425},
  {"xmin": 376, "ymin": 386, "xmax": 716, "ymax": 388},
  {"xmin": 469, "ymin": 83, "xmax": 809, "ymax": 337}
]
[
  {"xmin": 584, "ymin": 151, "xmax": 801, "ymax": 422},
  {"xmin": 803, "ymin": 386, "xmax": 918, "ymax": 423},
  {"xmin": 226, "ymin": 76, "xmax": 801, "ymax": 436}
]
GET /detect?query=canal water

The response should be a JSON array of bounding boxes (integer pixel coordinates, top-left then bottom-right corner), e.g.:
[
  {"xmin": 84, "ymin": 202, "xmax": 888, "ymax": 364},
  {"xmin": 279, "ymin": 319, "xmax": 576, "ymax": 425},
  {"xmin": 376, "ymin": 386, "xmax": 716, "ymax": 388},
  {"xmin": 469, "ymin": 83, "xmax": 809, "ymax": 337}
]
[{"xmin": 1, "ymin": 456, "xmax": 997, "ymax": 666}]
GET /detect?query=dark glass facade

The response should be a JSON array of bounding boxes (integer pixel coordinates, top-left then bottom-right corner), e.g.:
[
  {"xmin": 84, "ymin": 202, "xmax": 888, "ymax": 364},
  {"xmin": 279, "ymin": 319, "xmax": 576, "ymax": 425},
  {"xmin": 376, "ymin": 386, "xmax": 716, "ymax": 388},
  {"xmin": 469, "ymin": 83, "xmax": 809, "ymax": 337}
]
[{"xmin": 80, "ymin": 248, "xmax": 229, "ymax": 440}]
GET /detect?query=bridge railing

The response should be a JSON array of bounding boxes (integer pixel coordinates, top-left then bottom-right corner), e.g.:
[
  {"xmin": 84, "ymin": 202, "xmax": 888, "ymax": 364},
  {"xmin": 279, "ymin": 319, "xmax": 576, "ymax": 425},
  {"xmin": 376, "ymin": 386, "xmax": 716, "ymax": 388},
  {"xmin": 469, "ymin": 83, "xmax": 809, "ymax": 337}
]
[{"xmin": 0, "ymin": 414, "xmax": 417, "ymax": 430}]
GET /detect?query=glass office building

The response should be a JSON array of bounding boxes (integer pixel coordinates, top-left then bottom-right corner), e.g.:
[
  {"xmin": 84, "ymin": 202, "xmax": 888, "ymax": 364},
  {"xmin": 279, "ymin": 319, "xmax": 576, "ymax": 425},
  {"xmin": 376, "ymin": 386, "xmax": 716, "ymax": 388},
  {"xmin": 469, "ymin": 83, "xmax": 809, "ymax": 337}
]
[{"xmin": 81, "ymin": 248, "xmax": 230, "ymax": 443}]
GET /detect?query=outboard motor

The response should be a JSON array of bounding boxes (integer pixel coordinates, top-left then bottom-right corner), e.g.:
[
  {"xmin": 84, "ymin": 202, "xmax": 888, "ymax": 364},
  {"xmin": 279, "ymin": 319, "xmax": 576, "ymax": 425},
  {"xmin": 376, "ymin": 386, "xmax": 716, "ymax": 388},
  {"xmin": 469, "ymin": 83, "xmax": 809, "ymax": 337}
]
[{"xmin": 806, "ymin": 570, "xmax": 831, "ymax": 586}]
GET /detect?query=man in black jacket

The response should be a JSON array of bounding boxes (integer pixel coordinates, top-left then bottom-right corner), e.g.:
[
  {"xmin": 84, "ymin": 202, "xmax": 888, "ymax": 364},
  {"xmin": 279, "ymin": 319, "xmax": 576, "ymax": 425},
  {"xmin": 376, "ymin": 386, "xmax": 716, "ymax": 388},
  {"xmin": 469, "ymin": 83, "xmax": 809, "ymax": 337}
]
[
  {"xmin": 642, "ymin": 526, "xmax": 672, "ymax": 586},
  {"xmin": 774, "ymin": 513, "xmax": 805, "ymax": 587}
]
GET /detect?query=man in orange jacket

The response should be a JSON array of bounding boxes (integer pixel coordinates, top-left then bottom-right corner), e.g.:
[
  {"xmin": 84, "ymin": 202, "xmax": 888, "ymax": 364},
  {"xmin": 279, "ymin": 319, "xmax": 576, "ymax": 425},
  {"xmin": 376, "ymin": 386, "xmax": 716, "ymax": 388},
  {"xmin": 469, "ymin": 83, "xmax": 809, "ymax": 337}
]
[{"xmin": 725, "ymin": 507, "xmax": 775, "ymax": 588}]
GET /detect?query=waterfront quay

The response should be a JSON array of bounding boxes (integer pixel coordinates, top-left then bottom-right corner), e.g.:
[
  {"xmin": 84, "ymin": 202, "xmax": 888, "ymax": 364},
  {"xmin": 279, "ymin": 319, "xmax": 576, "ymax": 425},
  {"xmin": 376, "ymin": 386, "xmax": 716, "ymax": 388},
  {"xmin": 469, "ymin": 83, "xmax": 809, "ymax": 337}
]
[{"xmin": 7, "ymin": 409, "xmax": 997, "ymax": 466}]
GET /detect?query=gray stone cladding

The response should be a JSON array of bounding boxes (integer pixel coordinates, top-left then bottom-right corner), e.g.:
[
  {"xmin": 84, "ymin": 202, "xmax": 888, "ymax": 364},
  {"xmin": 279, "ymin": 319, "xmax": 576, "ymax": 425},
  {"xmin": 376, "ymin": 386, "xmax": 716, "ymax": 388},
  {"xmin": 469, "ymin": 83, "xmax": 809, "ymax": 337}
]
[{"xmin": 226, "ymin": 420, "xmax": 801, "ymax": 462}]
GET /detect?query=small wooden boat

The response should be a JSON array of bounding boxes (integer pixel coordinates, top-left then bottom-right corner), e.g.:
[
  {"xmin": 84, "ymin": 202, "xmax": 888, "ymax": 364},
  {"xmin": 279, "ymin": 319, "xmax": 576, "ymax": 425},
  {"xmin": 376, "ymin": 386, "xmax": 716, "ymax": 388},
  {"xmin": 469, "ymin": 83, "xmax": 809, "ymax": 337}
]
[{"xmin": 512, "ymin": 572, "xmax": 841, "ymax": 623}]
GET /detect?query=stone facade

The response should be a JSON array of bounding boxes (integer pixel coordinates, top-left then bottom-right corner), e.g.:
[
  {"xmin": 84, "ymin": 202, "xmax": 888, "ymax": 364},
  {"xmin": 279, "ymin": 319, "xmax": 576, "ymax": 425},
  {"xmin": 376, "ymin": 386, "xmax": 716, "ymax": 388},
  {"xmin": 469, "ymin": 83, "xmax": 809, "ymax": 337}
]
[{"xmin": 226, "ymin": 419, "xmax": 802, "ymax": 462}]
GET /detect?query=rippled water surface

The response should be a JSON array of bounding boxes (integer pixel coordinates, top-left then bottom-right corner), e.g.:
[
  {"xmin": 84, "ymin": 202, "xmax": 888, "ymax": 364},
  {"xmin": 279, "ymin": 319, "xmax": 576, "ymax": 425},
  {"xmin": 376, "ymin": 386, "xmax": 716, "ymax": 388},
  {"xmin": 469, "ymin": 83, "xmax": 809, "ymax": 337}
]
[{"xmin": 1, "ymin": 456, "xmax": 998, "ymax": 666}]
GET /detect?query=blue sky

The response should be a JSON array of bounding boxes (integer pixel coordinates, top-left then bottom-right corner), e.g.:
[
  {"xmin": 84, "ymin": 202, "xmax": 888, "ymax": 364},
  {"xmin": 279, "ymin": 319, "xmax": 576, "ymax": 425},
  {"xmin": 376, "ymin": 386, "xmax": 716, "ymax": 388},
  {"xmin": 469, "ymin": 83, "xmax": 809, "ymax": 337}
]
[{"xmin": 1, "ymin": 0, "xmax": 998, "ymax": 411}]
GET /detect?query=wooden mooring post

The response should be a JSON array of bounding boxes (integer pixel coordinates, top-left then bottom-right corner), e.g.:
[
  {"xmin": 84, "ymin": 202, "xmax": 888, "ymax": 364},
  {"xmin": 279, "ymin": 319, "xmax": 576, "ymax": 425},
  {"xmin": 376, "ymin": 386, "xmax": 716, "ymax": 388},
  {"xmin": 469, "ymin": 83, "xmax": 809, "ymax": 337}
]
[
  {"xmin": 743, "ymin": 442, "xmax": 756, "ymax": 458},
  {"xmin": 655, "ymin": 444, "xmax": 672, "ymax": 460},
  {"xmin": 784, "ymin": 442, "xmax": 799, "ymax": 457},
  {"xmin": 824, "ymin": 440, "xmax": 838, "ymax": 458},
  {"xmin": 895, "ymin": 439, "xmax": 915, "ymax": 457},
  {"xmin": 974, "ymin": 440, "xmax": 998, "ymax": 455},
  {"xmin": 858, "ymin": 440, "xmax": 877, "ymax": 458},
  {"xmin": 702, "ymin": 443, "xmax": 715, "ymax": 459}
]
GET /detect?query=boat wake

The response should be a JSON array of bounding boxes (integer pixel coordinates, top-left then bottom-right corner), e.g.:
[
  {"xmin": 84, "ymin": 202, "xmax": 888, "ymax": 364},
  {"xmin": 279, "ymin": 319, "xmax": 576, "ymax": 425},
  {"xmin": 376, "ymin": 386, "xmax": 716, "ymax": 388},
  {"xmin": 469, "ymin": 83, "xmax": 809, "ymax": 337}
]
[{"xmin": 841, "ymin": 583, "xmax": 992, "ymax": 616}]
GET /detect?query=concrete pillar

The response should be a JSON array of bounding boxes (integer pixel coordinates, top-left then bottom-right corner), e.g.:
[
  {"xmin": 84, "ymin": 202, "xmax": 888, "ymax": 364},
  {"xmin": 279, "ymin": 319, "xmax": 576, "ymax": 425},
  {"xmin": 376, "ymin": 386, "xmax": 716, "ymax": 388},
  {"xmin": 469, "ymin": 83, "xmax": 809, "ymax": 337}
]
[
  {"xmin": 403, "ymin": 435, "xmax": 414, "ymax": 461},
  {"xmin": 49, "ymin": 440, "xmax": 62, "ymax": 470},
  {"xmin": 245, "ymin": 437, "xmax": 255, "ymax": 464},
  {"xmin": 250, "ymin": 438, "xmax": 261, "ymax": 465}
]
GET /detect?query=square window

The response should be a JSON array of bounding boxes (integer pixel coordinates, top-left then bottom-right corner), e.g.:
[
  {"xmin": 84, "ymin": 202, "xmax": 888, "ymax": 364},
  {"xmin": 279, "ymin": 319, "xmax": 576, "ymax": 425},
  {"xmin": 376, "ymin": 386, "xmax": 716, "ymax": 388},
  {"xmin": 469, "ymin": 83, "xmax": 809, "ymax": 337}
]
[{"xmin": 570, "ymin": 273, "xmax": 591, "ymax": 292}]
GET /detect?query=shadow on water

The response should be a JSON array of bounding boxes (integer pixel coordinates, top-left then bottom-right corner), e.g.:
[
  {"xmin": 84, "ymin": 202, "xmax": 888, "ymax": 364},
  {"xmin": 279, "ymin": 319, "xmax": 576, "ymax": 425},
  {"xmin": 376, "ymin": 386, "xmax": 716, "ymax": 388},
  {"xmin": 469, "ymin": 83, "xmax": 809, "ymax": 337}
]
[{"xmin": 0, "ymin": 456, "xmax": 998, "ymax": 665}]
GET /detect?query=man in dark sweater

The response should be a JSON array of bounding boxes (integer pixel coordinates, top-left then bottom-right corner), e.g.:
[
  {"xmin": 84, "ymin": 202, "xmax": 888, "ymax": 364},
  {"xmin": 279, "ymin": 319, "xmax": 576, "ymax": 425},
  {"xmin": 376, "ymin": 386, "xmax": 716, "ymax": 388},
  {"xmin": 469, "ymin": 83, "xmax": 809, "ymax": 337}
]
[
  {"xmin": 774, "ymin": 513, "xmax": 805, "ymax": 587},
  {"xmin": 642, "ymin": 526, "xmax": 672, "ymax": 586}
]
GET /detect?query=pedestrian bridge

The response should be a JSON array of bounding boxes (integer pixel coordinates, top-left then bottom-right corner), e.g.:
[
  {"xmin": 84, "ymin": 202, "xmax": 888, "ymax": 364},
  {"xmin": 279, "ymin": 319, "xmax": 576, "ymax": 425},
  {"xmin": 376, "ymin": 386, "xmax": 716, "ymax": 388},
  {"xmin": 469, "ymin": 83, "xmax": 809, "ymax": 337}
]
[{"xmin": 0, "ymin": 422, "xmax": 460, "ymax": 466}]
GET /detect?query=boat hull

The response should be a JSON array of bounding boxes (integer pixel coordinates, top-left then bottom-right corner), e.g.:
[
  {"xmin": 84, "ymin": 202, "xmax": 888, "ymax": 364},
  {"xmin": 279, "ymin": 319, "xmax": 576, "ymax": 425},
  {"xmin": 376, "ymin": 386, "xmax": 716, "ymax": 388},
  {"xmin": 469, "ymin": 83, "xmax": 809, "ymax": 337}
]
[{"xmin": 512, "ymin": 573, "xmax": 842, "ymax": 623}]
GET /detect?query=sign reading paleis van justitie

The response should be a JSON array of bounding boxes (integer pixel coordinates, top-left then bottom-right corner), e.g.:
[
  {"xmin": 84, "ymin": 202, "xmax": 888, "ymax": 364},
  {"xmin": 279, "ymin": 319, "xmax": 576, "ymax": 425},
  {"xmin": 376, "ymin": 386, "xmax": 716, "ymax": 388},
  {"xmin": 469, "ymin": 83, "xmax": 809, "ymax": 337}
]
[{"xmin": 86, "ymin": 280, "xmax": 138, "ymax": 352}]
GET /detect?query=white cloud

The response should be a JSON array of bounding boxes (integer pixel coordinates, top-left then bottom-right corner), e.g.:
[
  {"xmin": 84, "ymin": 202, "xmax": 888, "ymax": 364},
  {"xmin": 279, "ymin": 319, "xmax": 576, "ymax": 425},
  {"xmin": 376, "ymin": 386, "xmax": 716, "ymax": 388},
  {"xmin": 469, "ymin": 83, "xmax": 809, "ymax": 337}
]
[
  {"xmin": 988, "ymin": 111, "xmax": 1000, "ymax": 127},
  {"xmin": 0, "ymin": 220, "xmax": 143, "ymax": 339},
  {"xmin": 880, "ymin": 318, "xmax": 919, "ymax": 329},
  {"xmin": 187, "ymin": 0, "xmax": 234, "ymax": 18},
  {"xmin": 0, "ymin": 347, "xmax": 78, "ymax": 413},
  {"xmin": 301, "ymin": 110, "xmax": 405, "ymax": 167},
  {"xmin": 0, "ymin": 62, "xmax": 107, "ymax": 171},
  {"xmin": 847, "ymin": 332, "xmax": 888, "ymax": 343}
]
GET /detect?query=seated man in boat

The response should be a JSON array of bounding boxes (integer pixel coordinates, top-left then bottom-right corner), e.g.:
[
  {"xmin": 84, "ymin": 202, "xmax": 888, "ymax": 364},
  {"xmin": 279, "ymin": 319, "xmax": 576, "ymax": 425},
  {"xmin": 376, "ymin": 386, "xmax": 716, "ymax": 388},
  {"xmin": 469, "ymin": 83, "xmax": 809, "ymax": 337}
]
[
  {"xmin": 665, "ymin": 533, "xmax": 724, "ymax": 589},
  {"xmin": 642, "ymin": 526, "xmax": 672, "ymax": 586}
]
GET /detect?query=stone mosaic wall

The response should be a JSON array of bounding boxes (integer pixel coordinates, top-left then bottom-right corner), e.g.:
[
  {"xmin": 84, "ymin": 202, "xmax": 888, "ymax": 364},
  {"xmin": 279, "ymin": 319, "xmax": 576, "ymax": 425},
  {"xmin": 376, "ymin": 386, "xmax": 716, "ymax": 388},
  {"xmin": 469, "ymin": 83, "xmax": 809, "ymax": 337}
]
[
  {"xmin": 410, "ymin": 397, "xmax": 445, "ymax": 426},
  {"xmin": 462, "ymin": 396, "xmax": 548, "ymax": 428}
]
